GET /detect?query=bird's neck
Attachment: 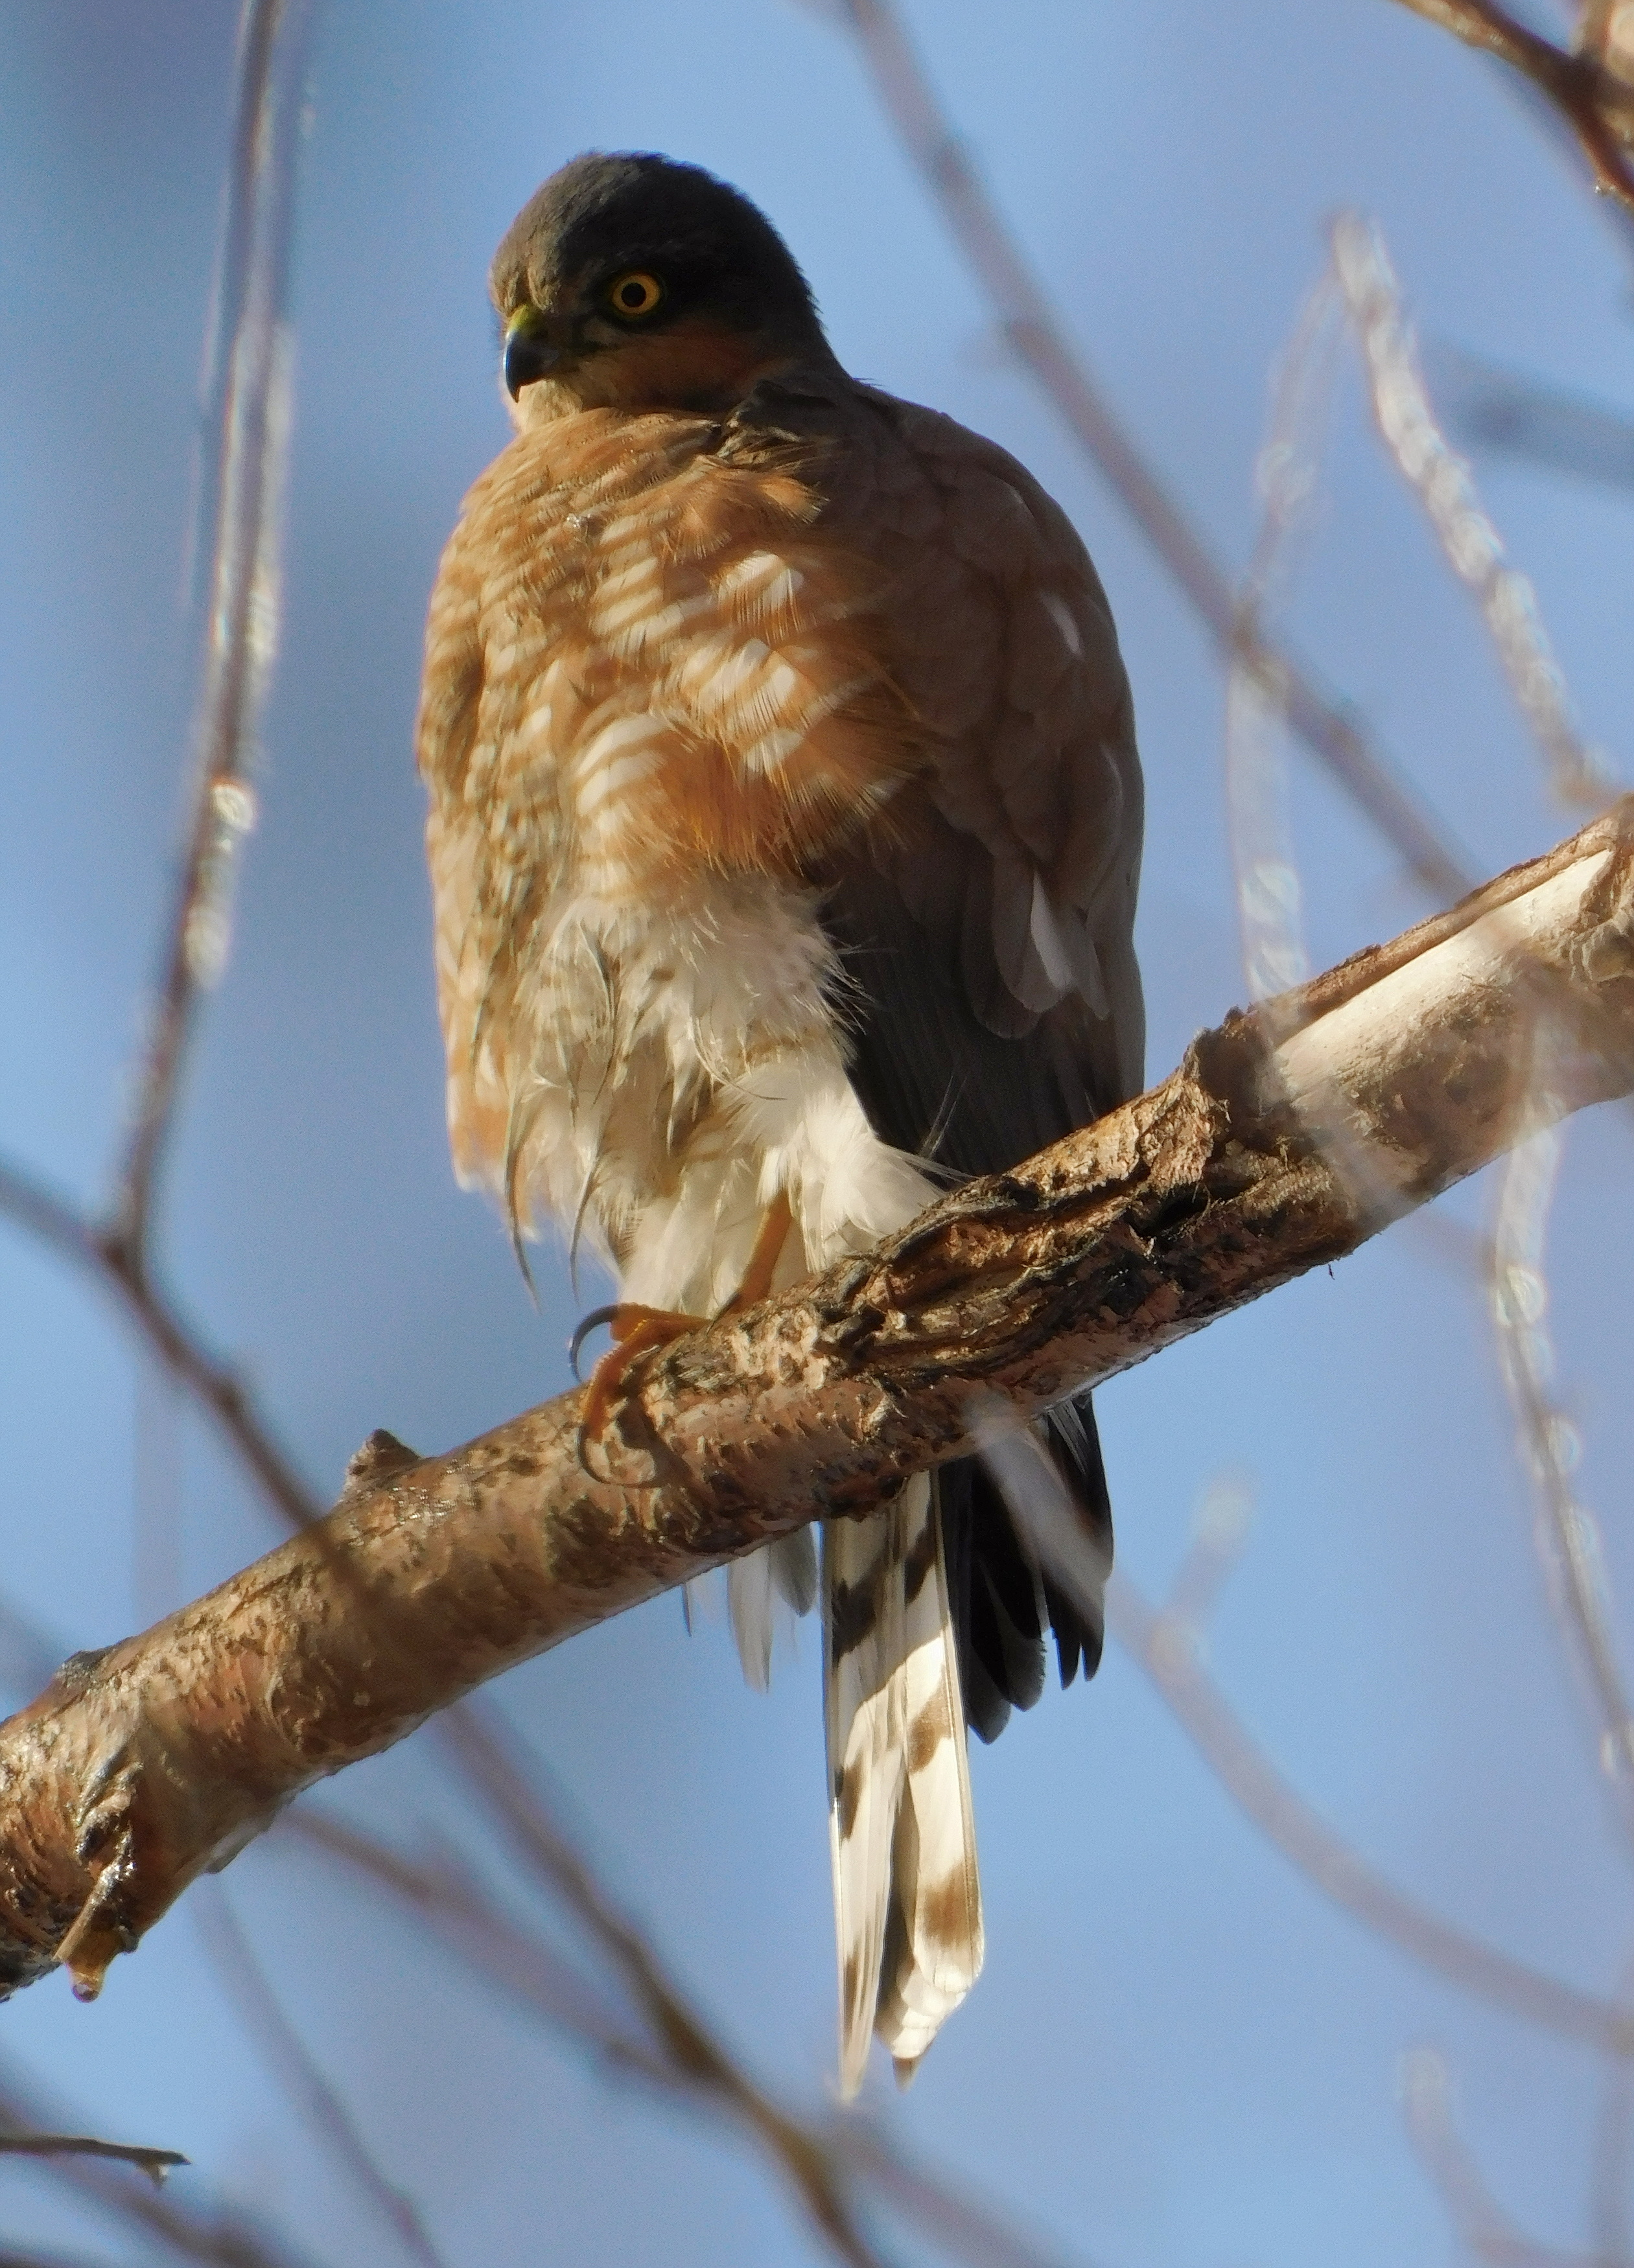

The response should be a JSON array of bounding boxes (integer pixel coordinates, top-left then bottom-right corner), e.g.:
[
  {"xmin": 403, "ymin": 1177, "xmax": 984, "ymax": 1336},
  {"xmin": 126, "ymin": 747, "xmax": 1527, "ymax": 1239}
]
[{"xmin": 511, "ymin": 324, "xmax": 836, "ymax": 430}]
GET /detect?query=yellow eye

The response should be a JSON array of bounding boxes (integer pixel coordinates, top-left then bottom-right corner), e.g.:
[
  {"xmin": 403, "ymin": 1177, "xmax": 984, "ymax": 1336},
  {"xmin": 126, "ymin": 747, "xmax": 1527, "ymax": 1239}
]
[{"xmin": 607, "ymin": 270, "xmax": 663, "ymax": 318}]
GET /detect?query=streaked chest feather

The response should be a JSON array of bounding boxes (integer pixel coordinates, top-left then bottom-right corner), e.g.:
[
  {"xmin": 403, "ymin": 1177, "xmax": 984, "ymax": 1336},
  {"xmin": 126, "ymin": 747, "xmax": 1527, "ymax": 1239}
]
[{"xmin": 419, "ymin": 407, "xmax": 922, "ymax": 1277}]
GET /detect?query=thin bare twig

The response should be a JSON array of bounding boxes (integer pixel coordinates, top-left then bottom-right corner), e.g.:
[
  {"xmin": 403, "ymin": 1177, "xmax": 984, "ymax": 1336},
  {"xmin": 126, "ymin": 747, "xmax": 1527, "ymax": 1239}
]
[
  {"xmin": 824, "ymin": 2133, "xmax": 1082, "ymax": 2268},
  {"xmin": 0, "ymin": 1153, "xmax": 319, "ymax": 1533},
  {"xmin": 827, "ymin": 0, "xmax": 1475, "ymax": 902},
  {"xmin": 438, "ymin": 1704, "xmax": 892, "ymax": 2268},
  {"xmin": 286, "ymin": 1810, "xmax": 1079, "ymax": 2268},
  {"xmin": 0, "ymin": 2249, "xmax": 141, "ymax": 2268},
  {"xmin": 1428, "ymin": 345, "xmax": 1634, "ymax": 494},
  {"xmin": 1403, "ymin": 2046, "xmax": 1607, "ymax": 2266},
  {"xmin": 1324, "ymin": 224, "xmax": 1634, "ymax": 1900},
  {"xmin": 1591, "ymin": 1949, "xmax": 1634, "ymax": 2262},
  {"xmin": 1226, "ymin": 263, "xmax": 1344, "ymax": 1012},
  {"xmin": 1491, "ymin": 1113, "xmax": 1634, "ymax": 1849},
  {"xmin": 1158, "ymin": 1474, "xmax": 1257, "ymax": 1650},
  {"xmin": 0, "ymin": 2055, "xmax": 324, "ymax": 2268},
  {"xmin": 1222, "ymin": 275, "xmax": 1634, "ymax": 2015},
  {"xmin": 1224, "ymin": 242, "xmax": 1472, "ymax": 1241},
  {"xmin": 110, "ymin": 0, "xmax": 312, "ymax": 1266},
  {"xmin": 1226, "ymin": 246, "xmax": 1634, "ymax": 2265},
  {"xmin": 985, "ymin": 1415, "xmax": 1634, "ymax": 2060},
  {"xmin": 0, "ymin": 2135, "xmax": 185, "ymax": 2184},
  {"xmin": 1108, "ymin": 1572, "xmax": 1634, "ymax": 2055},
  {"xmin": 1385, "ymin": 0, "xmax": 1634, "ymax": 209},
  {"xmin": 194, "ymin": 1888, "xmax": 448, "ymax": 2268},
  {"xmin": 281, "ymin": 1811, "xmax": 670, "ymax": 2081},
  {"xmin": 1333, "ymin": 214, "xmax": 1613, "ymax": 807}
]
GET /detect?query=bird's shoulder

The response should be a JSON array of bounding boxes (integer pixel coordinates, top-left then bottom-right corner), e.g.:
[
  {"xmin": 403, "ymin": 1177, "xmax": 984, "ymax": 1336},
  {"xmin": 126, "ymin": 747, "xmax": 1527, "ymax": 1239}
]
[
  {"xmin": 723, "ymin": 371, "xmax": 1143, "ymax": 1064},
  {"xmin": 729, "ymin": 370, "xmax": 1139, "ymax": 855}
]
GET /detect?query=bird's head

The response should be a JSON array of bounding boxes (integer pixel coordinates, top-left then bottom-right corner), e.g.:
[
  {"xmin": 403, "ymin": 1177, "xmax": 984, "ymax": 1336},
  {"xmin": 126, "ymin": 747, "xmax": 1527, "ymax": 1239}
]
[{"xmin": 490, "ymin": 152, "xmax": 835, "ymax": 427}]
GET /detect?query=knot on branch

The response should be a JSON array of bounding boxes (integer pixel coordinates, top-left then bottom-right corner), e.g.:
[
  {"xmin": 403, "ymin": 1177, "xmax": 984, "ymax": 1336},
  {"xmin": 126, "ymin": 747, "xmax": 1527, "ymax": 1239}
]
[{"xmin": 343, "ymin": 1429, "xmax": 425, "ymax": 1494}]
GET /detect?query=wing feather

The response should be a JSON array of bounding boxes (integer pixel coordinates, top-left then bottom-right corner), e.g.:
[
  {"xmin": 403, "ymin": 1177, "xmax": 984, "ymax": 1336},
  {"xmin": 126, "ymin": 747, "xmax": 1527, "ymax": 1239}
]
[{"xmin": 784, "ymin": 375, "xmax": 1143, "ymax": 1739}]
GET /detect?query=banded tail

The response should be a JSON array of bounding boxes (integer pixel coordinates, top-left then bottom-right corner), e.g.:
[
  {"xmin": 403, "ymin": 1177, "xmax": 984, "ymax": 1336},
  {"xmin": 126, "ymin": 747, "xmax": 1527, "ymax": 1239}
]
[{"xmin": 824, "ymin": 1474, "xmax": 983, "ymax": 2096}]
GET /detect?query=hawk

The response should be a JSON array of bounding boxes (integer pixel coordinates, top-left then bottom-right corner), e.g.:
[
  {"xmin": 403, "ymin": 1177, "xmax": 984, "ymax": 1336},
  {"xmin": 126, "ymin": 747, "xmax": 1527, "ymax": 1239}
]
[{"xmin": 417, "ymin": 153, "xmax": 1144, "ymax": 2095}]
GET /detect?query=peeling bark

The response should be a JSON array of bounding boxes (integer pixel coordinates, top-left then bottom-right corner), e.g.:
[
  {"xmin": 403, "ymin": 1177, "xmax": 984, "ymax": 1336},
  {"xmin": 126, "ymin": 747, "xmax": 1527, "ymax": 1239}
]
[{"xmin": 5, "ymin": 802, "xmax": 1634, "ymax": 2004}]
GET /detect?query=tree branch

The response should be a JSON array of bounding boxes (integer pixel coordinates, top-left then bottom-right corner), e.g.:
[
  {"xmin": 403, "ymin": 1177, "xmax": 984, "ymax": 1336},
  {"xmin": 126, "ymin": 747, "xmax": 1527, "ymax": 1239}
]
[
  {"xmin": 193, "ymin": 1888, "xmax": 448, "ymax": 2268},
  {"xmin": 0, "ymin": 2053, "xmax": 323, "ymax": 2268},
  {"xmin": 1384, "ymin": 0, "xmax": 1634, "ymax": 208},
  {"xmin": 285, "ymin": 1806, "xmax": 1068, "ymax": 2268},
  {"xmin": 1109, "ymin": 1571, "xmax": 1634, "ymax": 2055},
  {"xmin": 4, "ymin": 802, "xmax": 1634, "ymax": 2006},
  {"xmin": 0, "ymin": 2134, "xmax": 185, "ymax": 2184},
  {"xmin": 110, "ymin": 0, "xmax": 310, "ymax": 1266}
]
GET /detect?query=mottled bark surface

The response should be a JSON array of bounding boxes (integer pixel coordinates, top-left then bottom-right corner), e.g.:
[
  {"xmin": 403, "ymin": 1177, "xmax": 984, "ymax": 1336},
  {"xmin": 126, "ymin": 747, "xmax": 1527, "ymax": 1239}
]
[{"xmin": 5, "ymin": 802, "xmax": 1634, "ymax": 2006}]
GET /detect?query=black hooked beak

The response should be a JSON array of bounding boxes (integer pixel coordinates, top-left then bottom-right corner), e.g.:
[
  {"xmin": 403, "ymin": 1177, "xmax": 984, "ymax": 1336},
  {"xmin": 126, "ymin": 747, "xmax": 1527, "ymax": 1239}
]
[{"xmin": 503, "ymin": 306, "xmax": 570, "ymax": 399}]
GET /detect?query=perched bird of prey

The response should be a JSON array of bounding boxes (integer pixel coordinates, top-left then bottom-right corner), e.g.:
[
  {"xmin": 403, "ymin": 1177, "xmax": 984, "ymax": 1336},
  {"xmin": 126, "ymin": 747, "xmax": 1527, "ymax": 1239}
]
[{"xmin": 417, "ymin": 152, "xmax": 1144, "ymax": 2094}]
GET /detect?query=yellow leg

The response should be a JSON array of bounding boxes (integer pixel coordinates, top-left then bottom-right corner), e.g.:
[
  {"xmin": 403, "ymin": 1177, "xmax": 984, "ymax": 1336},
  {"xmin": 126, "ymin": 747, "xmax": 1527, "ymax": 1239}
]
[
  {"xmin": 717, "ymin": 1189, "xmax": 793, "ymax": 1316},
  {"xmin": 572, "ymin": 1191, "xmax": 795, "ymax": 1475},
  {"xmin": 578, "ymin": 1306, "xmax": 700, "ymax": 1452}
]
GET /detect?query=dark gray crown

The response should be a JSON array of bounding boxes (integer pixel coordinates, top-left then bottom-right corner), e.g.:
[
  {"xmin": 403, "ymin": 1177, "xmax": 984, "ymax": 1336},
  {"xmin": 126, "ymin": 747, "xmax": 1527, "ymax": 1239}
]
[{"xmin": 490, "ymin": 152, "xmax": 828, "ymax": 354}]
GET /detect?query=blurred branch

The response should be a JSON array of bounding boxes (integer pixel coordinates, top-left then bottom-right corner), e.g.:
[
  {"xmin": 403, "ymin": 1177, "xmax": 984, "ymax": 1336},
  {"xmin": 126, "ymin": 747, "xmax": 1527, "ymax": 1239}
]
[
  {"xmin": 1491, "ymin": 1115, "xmax": 1634, "ymax": 1853},
  {"xmin": 1211, "ymin": 270, "xmax": 1634, "ymax": 2043},
  {"xmin": 829, "ymin": 0, "xmax": 1475, "ymax": 902},
  {"xmin": 1591, "ymin": 1949, "xmax": 1634, "ymax": 2260},
  {"xmin": 0, "ymin": 2251, "xmax": 141, "ymax": 2268},
  {"xmin": 1156, "ymin": 1475, "xmax": 1256, "ymax": 1648},
  {"xmin": 1403, "ymin": 2047, "xmax": 1605, "ymax": 2265},
  {"xmin": 826, "ymin": 2135, "xmax": 1079, "ymax": 2268},
  {"xmin": 1108, "ymin": 1572, "xmax": 1634, "ymax": 2055},
  {"xmin": 0, "ymin": 2055, "xmax": 324, "ymax": 2268},
  {"xmin": 439, "ymin": 1703, "xmax": 1079, "ymax": 2265},
  {"xmin": 0, "ymin": 1154, "xmax": 318, "ymax": 1533},
  {"xmin": 1384, "ymin": 0, "xmax": 1634, "ymax": 207},
  {"xmin": 1578, "ymin": 0, "xmax": 1620, "ymax": 62},
  {"xmin": 1239, "ymin": 214, "xmax": 1634, "ymax": 1919},
  {"xmin": 1332, "ymin": 214, "xmax": 1613, "ymax": 806},
  {"xmin": 194, "ymin": 1888, "xmax": 449, "ymax": 2268},
  {"xmin": 5, "ymin": 801, "xmax": 1634, "ymax": 2008},
  {"xmin": 283, "ymin": 1811, "xmax": 668, "ymax": 2079},
  {"xmin": 1429, "ymin": 344, "xmax": 1634, "ymax": 493},
  {"xmin": 286, "ymin": 1804, "xmax": 1076, "ymax": 2268},
  {"xmin": 439, "ymin": 1707, "xmax": 890, "ymax": 2268},
  {"xmin": 1226, "ymin": 262, "xmax": 1344, "ymax": 1008},
  {"xmin": 0, "ymin": 2135, "xmax": 184, "ymax": 2184},
  {"xmin": 110, "ymin": 0, "xmax": 312, "ymax": 1268}
]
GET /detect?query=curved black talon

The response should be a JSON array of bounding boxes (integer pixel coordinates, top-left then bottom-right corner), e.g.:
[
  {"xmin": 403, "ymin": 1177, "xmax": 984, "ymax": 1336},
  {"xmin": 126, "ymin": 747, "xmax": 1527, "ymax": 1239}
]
[
  {"xmin": 576, "ymin": 1420, "xmax": 614, "ymax": 1485},
  {"xmin": 569, "ymin": 1304, "xmax": 622, "ymax": 1382}
]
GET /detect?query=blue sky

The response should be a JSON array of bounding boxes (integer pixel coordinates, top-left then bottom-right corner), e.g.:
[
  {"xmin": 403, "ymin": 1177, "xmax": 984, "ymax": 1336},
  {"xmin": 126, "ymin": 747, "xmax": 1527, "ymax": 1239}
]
[{"xmin": 3, "ymin": 3, "xmax": 1634, "ymax": 2262}]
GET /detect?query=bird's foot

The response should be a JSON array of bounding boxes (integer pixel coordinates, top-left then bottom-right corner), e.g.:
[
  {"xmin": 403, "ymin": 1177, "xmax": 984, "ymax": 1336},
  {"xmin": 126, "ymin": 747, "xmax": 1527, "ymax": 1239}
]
[
  {"xmin": 571, "ymin": 1304, "xmax": 701, "ymax": 1475},
  {"xmin": 568, "ymin": 1192, "xmax": 794, "ymax": 1479}
]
